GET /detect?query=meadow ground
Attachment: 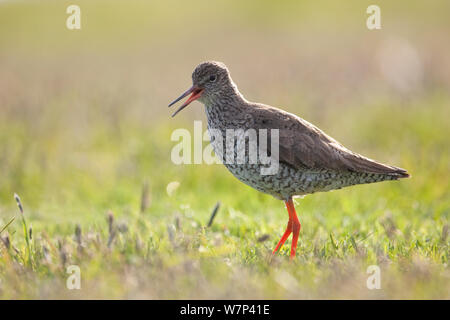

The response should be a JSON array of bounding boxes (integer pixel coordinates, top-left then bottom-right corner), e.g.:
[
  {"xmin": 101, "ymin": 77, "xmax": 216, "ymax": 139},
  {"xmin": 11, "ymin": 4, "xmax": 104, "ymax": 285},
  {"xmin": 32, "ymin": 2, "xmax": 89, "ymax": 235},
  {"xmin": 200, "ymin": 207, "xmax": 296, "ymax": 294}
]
[{"xmin": 0, "ymin": 0, "xmax": 449, "ymax": 299}]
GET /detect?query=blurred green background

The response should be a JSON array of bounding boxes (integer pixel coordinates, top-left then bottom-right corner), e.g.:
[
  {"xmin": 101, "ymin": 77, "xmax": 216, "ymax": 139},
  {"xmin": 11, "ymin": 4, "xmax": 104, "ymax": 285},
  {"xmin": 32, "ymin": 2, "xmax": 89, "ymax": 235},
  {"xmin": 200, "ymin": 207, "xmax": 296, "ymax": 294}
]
[{"xmin": 0, "ymin": 0, "xmax": 448, "ymax": 299}]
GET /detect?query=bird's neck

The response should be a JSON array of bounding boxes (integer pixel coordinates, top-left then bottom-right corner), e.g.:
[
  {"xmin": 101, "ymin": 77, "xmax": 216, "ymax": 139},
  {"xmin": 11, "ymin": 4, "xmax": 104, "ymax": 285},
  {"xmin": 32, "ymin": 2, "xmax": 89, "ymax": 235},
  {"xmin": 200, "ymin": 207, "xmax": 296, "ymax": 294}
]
[{"xmin": 204, "ymin": 91, "xmax": 247, "ymax": 127}]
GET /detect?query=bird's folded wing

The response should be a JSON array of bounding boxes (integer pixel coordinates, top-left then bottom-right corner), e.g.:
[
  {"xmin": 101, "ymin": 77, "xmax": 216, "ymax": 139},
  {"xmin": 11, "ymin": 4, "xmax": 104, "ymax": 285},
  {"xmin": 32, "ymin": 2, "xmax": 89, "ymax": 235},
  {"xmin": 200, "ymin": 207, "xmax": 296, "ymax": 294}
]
[{"xmin": 250, "ymin": 104, "xmax": 409, "ymax": 177}]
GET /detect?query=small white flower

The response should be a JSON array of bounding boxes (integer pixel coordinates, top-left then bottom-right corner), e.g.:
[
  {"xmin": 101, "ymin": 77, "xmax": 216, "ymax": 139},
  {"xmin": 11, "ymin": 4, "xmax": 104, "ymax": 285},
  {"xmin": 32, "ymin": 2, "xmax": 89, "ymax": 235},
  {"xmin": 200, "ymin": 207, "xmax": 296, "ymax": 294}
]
[{"xmin": 166, "ymin": 181, "xmax": 180, "ymax": 197}]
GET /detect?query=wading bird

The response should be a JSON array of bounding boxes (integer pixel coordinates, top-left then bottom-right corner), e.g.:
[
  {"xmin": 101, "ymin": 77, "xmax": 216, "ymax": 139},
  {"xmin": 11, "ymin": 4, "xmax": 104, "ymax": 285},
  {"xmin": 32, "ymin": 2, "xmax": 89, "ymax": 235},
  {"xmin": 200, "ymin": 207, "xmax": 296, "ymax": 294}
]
[{"xmin": 169, "ymin": 61, "xmax": 409, "ymax": 259}]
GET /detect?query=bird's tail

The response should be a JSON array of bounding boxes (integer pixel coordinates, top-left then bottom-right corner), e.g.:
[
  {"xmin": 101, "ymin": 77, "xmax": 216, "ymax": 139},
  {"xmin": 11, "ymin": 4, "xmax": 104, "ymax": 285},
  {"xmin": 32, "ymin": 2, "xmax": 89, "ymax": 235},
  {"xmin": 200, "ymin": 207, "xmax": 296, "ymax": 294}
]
[
  {"xmin": 386, "ymin": 166, "xmax": 410, "ymax": 179},
  {"xmin": 346, "ymin": 153, "xmax": 410, "ymax": 180}
]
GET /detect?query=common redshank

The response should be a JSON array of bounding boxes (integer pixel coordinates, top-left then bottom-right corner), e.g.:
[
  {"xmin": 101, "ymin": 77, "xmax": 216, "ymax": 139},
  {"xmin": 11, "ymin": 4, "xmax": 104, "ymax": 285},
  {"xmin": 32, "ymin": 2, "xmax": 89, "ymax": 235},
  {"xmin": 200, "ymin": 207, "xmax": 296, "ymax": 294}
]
[{"xmin": 169, "ymin": 61, "xmax": 409, "ymax": 259}]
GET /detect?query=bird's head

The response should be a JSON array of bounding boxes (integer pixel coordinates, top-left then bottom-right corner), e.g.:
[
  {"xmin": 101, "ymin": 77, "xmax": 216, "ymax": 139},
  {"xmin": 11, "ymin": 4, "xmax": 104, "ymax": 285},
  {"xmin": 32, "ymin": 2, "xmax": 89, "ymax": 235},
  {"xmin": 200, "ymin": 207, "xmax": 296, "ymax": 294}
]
[{"xmin": 169, "ymin": 61, "xmax": 238, "ymax": 117}]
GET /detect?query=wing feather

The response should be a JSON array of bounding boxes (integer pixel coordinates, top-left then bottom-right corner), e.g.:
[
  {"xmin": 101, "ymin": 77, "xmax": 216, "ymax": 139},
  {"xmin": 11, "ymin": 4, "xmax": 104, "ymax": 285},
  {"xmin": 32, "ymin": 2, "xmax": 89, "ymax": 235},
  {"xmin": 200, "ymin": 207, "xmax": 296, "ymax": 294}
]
[{"xmin": 249, "ymin": 104, "xmax": 409, "ymax": 177}]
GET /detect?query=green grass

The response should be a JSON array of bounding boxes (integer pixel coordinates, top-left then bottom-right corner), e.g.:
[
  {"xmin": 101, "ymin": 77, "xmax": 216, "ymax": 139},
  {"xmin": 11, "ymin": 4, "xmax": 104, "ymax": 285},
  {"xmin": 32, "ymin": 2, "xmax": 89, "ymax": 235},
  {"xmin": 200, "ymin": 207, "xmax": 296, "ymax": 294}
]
[
  {"xmin": 0, "ymin": 99, "xmax": 448, "ymax": 299},
  {"xmin": 0, "ymin": 0, "xmax": 449, "ymax": 299}
]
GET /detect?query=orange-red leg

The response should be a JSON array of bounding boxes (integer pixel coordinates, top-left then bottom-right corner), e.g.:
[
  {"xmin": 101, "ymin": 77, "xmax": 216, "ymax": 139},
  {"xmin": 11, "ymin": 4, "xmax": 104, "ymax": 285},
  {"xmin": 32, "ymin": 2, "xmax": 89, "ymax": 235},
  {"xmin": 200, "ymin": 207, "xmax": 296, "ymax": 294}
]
[
  {"xmin": 272, "ymin": 197, "xmax": 301, "ymax": 259},
  {"xmin": 272, "ymin": 220, "xmax": 292, "ymax": 254}
]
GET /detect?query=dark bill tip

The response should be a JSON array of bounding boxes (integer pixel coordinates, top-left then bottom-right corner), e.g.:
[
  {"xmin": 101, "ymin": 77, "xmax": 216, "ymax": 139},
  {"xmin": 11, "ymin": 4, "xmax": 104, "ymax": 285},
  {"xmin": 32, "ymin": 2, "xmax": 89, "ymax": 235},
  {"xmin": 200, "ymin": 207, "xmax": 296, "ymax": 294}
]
[{"xmin": 168, "ymin": 86, "xmax": 195, "ymax": 107}]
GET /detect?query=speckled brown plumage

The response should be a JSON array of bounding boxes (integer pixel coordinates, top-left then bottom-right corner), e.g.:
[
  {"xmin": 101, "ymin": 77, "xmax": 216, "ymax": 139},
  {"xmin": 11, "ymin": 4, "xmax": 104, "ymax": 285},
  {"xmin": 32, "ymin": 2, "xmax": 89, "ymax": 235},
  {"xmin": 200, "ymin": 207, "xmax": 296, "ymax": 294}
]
[{"xmin": 169, "ymin": 61, "xmax": 410, "ymax": 258}]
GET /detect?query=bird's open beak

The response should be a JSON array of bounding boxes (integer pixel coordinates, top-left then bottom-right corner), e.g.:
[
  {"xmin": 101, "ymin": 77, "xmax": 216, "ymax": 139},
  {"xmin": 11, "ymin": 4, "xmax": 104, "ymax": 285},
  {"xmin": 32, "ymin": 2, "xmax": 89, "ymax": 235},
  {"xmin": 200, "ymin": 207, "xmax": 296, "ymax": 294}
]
[{"xmin": 168, "ymin": 86, "xmax": 204, "ymax": 117}]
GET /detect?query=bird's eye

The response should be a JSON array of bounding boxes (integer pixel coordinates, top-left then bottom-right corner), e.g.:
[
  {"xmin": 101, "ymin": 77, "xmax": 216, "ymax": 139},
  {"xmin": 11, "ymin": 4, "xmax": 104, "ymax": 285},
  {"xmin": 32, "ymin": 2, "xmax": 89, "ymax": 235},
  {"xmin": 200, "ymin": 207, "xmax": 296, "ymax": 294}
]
[{"xmin": 209, "ymin": 75, "xmax": 217, "ymax": 82}]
